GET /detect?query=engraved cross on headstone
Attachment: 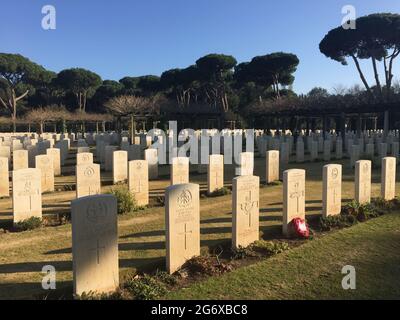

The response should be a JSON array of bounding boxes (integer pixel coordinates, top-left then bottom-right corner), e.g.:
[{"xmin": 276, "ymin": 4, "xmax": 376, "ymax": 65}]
[
  {"xmin": 90, "ymin": 239, "xmax": 106, "ymax": 264},
  {"xmin": 363, "ymin": 181, "xmax": 368, "ymax": 197},
  {"xmin": 290, "ymin": 182, "xmax": 304, "ymax": 213},
  {"xmin": 241, "ymin": 155, "xmax": 249, "ymax": 175},
  {"xmin": 240, "ymin": 190, "xmax": 258, "ymax": 228},
  {"xmin": 22, "ymin": 181, "xmax": 36, "ymax": 211},
  {"xmin": 135, "ymin": 178, "xmax": 145, "ymax": 193},
  {"xmin": 387, "ymin": 163, "xmax": 394, "ymax": 193},
  {"xmin": 388, "ymin": 177, "xmax": 393, "ymax": 193},
  {"xmin": 214, "ymin": 170, "xmax": 221, "ymax": 186},
  {"xmin": 333, "ymin": 187, "xmax": 337, "ymax": 204},
  {"xmin": 43, "ymin": 172, "xmax": 48, "ymax": 186},
  {"xmin": 178, "ymin": 223, "xmax": 193, "ymax": 250}
]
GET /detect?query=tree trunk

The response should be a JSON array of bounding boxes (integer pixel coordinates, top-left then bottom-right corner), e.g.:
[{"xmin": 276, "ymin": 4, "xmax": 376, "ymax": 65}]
[
  {"xmin": 351, "ymin": 55, "xmax": 375, "ymax": 101},
  {"xmin": 384, "ymin": 110, "xmax": 389, "ymax": 139},
  {"xmin": 311, "ymin": 118, "xmax": 316, "ymax": 132},
  {"xmin": 129, "ymin": 114, "xmax": 136, "ymax": 143},
  {"xmin": 12, "ymin": 95, "xmax": 17, "ymax": 133},
  {"xmin": 371, "ymin": 57, "xmax": 383, "ymax": 100},
  {"xmin": 62, "ymin": 119, "xmax": 67, "ymax": 134}
]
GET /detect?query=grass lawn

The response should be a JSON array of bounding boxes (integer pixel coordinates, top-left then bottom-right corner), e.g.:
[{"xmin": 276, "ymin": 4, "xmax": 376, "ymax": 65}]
[{"xmin": 167, "ymin": 212, "xmax": 400, "ymax": 300}]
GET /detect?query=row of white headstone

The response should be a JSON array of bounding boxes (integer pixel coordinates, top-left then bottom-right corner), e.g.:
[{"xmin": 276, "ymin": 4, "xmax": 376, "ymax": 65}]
[
  {"xmin": 0, "ymin": 150, "xmax": 60, "ymax": 197},
  {"xmin": 69, "ymin": 156, "xmax": 397, "ymax": 296}
]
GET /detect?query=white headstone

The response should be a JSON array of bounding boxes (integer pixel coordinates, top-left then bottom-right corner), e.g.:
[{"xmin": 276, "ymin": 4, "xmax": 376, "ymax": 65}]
[
  {"xmin": 322, "ymin": 164, "xmax": 342, "ymax": 217},
  {"xmin": 165, "ymin": 183, "xmax": 200, "ymax": 274},
  {"xmin": 283, "ymin": 169, "xmax": 305, "ymax": 237},
  {"xmin": 381, "ymin": 157, "xmax": 396, "ymax": 200},
  {"xmin": 171, "ymin": 157, "xmax": 189, "ymax": 185},
  {"xmin": 112, "ymin": 150, "xmax": 128, "ymax": 184},
  {"xmin": 207, "ymin": 154, "xmax": 224, "ymax": 194},
  {"xmin": 71, "ymin": 194, "xmax": 119, "ymax": 296},
  {"xmin": 35, "ymin": 155, "xmax": 54, "ymax": 193},
  {"xmin": 128, "ymin": 160, "xmax": 149, "ymax": 206},
  {"xmin": 12, "ymin": 168, "xmax": 42, "ymax": 223},
  {"xmin": 232, "ymin": 175, "xmax": 260, "ymax": 248},
  {"xmin": 76, "ymin": 163, "xmax": 101, "ymax": 198},
  {"xmin": 0, "ymin": 157, "xmax": 9, "ymax": 197},
  {"xmin": 355, "ymin": 160, "xmax": 371, "ymax": 204}
]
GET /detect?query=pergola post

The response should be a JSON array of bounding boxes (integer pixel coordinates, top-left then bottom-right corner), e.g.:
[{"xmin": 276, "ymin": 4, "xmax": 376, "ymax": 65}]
[
  {"xmin": 311, "ymin": 118, "xmax": 316, "ymax": 132},
  {"xmin": 340, "ymin": 112, "xmax": 346, "ymax": 142},
  {"xmin": 384, "ymin": 110, "xmax": 389, "ymax": 139},
  {"xmin": 356, "ymin": 113, "xmax": 362, "ymax": 138},
  {"xmin": 322, "ymin": 115, "xmax": 328, "ymax": 138}
]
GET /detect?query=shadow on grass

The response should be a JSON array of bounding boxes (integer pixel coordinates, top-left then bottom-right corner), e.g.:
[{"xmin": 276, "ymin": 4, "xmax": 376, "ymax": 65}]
[
  {"xmin": 0, "ymin": 281, "xmax": 73, "ymax": 300},
  {"xmin": 121, "ymin": 229, "xmax": 164, "ymax": 239},
  {"xmin": 0, "ymin": 257, "xmax": 165, "ymax": 275}
]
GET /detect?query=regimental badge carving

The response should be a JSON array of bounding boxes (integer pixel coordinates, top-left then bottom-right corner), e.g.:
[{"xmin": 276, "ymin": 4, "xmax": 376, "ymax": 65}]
[
  {"xmin": 136, "ymin": 162, "xmax": 142, "ymax": 170},
  {"xmin": 82, "ymin": 155, "xmax": 89, "ymax": 162},
  {"xmin": 177, "ymin": 189, "xmax": 192, "ymax": 208},
  {"xmin": 331, "ymin": 168, "xmax": 339, "ymax": 180},
  {"xmin": 363, "ymin": 163, "xmax": 369, "ymax": 174},
  {"xmin": 41, "ymin": 158, "xmax": 49, "ymax": 165},
  {"xmin": 84, "ymin": 166, "xmax": 95, "ymax": 177},
  {"xmin": 86, "ymin": 201, "xmax": 108, "ymax": 223}
]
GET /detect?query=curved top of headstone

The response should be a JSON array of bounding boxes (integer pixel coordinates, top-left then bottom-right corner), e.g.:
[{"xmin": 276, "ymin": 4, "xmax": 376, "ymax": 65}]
[
  {"xmin": 71, "ymin": 194, "xmax": 117, "ymax": 224},
  {"xmin": 283, "ymin": 169, "xmax": 306, "ymax": 176},
  {"xmin": 209, "ymin": 154, "xmax": 223, "ymax": 160},
  {"xmin": 323, "ymin": 163, "xmax": 342, "ymax": 169},
  {"xmin": 232, "ymin": 175, "xmax": 259, "ymax": 184}
]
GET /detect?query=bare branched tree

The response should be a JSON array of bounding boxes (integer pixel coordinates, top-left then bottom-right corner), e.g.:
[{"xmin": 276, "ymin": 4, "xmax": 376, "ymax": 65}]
[
  {"xmin": 105, "ymin": 95, "xmax": 160, "ymax": 141},
  {"xmin": 24, "ymin": 105, "xmax": 69, "ymax": 134}
]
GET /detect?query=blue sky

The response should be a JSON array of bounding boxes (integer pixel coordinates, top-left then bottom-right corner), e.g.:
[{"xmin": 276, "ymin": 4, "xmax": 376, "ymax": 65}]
[{"xmin": 1, "ymin": 0, "xmax": 399, "ymax": 94}]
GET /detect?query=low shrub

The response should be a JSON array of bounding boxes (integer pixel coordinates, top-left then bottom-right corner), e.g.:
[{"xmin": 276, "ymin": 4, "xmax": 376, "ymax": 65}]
[
  {"xmin": 319, "ymin": 214, "xmax": 357, "ymax": 231},
  {"xmin": 208, "ymin": 187, "xmax": 231, "ymax": 197},
  {"xmin": 342, "ymin": 200, "xmax": 360, "ymax": 216},
  {"xmin": 156, "ymin": 196, "xmax": 165, "ymax": 206},
  {"xmin": 266, "ymin": 180, "xmax": 282, "ymax": 186},
  {"xmin": 320, "ymin": 199, "xmax": 389, "ymax": 231},
  {"xmin": 123, "ymin": 275, "xmax": 166, "ymax": 300},
  {"xmin": 251, "ymin": 240, "xmax": 290, "ymax": 255},
  {"xmin": 107, "ymin": 186, "xmax": 137, "ymax": 215},
  {"xmin": 356, "ymin": 203, "xmax": 380, "ymax": 221},
  {"xmin": 231, "ymin": 245, "xmax": 259, "ymax": 260},
  {"xmin": 14, "ymin": 217, "xmax": 42, "ymax": 232},
  {"xmin": 154, "ymin": 270, "xmax": 179, "ymax": 286},
  {"xmin": 371, "ymin": 197, "xmax": 400, "ymax": 212},
  {"xmin": 183, "ymin": 256, "xmax": 232, "ymax": 276},
  {"xmin": 77, "ymin": 289, "xmax": 128, "ymax": 300}
]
